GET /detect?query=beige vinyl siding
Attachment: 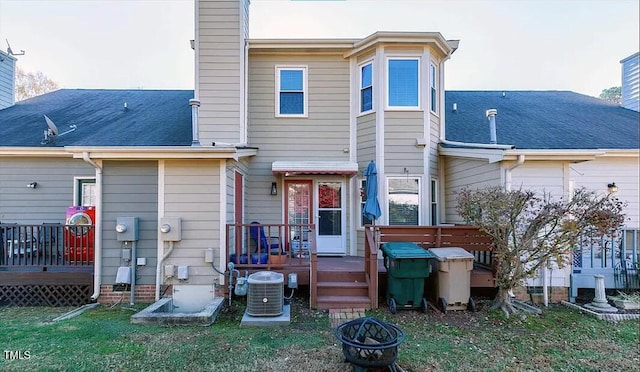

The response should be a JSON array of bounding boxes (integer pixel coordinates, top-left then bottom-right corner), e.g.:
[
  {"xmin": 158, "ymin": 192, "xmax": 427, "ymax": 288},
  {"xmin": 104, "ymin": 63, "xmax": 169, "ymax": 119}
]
[
  {"xmin": 198, "ymin": 0, "xmax": 242, "ymax": 145},
  {"xmin": 357, "ymin": 51, "xmax": 375, "ymax": 65},
  {"xmin": 246, "ymin": 53, "xmax": 350, "ymax": 222},
  {"xmin": 444, "ymin": 158, "xmax": 501, "ymax": 223},
  {"xmin": 429, "ymin": 113, "xmax": 440, "ymax": 178},
  {"xmin": 101, "ymin": 161, "xmax": 158, "ymax": 285},
  {"xmin": 571, "ymin": 157, "xmax": 639, "ymax": 228},
  {"xmin": 384, "ymin": 111, "xmax": 424, "ymax": 174},
  {"xmin": 163, "ymin": 160, "xmax": 220, "ymax": 285},
  {"xmin": 357, "ymin": 113, "xmax": 376, "ymax": 164},
  {"xmin": 510, "ymin": 162, "xmax": 565, "ymax": 199},
  {"xmin": 0, "ymin": 158, "xmax": 94, "ymax": 223}
]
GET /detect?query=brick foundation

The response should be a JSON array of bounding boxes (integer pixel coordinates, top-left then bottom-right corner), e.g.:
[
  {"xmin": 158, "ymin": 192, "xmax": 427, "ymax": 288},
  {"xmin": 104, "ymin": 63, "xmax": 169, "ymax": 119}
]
[
  {"xmin": 98, "ymin": 284, "xmax": 227, "ymax": 304},
  {"xmin": 512, "ymin": 286, "xmax": 569, "ymax": 303},
  {"xmin": 98, "ymin": 284, "xmax": 157, "ymax": 304}
]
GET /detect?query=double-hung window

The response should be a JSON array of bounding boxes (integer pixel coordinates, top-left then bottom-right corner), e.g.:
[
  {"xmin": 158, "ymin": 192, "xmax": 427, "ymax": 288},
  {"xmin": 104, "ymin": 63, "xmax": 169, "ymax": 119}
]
[
  {"xmin": 430, "ymin": 63, "xmax": 438, "ymax": 113},
  {"xmin": 430, "ymin": 178, "xmax": 438, "ymax": 225},
  {"xmin": 74, "ymin": 177, "xmax": 96, "ymax": 206},
  {"xmin": 360, "ymin": 62, "xmax": 373, "ymax": 113},
  {"xmin": 387, "ymin": 58, "xmax": 419, "ymax": 109},
  {"xmin": 276, "ymin": 66, "xmax": 307, "ymax": 117},
  {"xmin": 359, "ymin": 179, "xmax": 373, "ymax": 227},
  {"xmin": 387, "ymin": 177, "xmax": 420, "ymax": 225}
]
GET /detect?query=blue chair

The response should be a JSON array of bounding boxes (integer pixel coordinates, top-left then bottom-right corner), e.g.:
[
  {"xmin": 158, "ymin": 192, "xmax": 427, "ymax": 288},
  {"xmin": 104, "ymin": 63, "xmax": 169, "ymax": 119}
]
[{"xmin": 249, "ymin": 222, "xmax": 282, "ymax": 254}]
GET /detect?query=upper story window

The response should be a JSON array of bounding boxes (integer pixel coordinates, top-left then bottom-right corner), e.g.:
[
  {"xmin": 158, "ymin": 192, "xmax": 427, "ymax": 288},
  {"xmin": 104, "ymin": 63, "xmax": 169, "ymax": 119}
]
[
  {"xmin": 360, "ymin": 62, "xmax": 373, "ymax": 113},
  {"xmin": 276, "ymin": 66, "xmax": 307, "ymax": 117},
  {"xmin": 430, "ymin": 63, "xmax": 438, "ymax": 113},
  {"xmin": 387, "ymin": 58, "xmax": 419, "ymax": 109}
]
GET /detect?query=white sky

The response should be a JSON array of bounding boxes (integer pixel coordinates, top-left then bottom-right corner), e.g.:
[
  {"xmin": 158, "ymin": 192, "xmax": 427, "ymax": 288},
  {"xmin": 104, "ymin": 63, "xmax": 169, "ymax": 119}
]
[{"xmin": 0, "ymin": 0, "xmax": 638, "ymax": 97}]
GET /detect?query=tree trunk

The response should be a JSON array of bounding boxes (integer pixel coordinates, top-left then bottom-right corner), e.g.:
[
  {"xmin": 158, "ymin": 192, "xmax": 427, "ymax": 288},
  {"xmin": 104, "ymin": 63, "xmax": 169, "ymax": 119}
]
[{"xmin": 491, "ymin": 287, "xmax": 518, "ymax": 318}]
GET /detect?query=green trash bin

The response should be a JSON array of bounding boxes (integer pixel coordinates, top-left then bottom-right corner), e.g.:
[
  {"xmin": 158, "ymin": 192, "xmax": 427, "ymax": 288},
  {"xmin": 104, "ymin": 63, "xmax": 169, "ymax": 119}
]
[{"xmin": 381, "ymin": 242, "xmax": 435, "ymax": 314}]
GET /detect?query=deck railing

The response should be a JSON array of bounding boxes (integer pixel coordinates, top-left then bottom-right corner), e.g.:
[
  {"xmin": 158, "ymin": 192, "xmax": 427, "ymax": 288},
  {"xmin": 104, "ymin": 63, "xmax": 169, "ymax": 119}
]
[
  {"xmin": 364, "ymin": 226, "xmax": 379, "ymax": 309},
  {"xmin": 0, "ymin": 223, "xmax": 95, "ymax": 269}
]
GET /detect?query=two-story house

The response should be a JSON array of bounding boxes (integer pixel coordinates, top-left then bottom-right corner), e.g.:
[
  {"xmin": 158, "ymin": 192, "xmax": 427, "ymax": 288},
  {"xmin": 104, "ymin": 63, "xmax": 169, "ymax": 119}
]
[{"xmin": 1, "ymin": 0, "xmax": 637, "ymax": 310}]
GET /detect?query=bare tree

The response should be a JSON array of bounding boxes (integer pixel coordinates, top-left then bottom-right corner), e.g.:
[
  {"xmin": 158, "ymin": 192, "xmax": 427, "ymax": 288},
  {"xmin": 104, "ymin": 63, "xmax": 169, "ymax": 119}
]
[
  {"xmin": 15, "ymin": 67, "xmax": 59, "ymax": 101},
  {"xmin": 456, "ymin": 186, "xmax": 626, "ymax": 317}
]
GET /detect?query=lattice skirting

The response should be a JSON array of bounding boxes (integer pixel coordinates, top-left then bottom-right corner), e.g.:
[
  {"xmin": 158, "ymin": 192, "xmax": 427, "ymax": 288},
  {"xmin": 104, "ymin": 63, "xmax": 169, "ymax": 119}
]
[
  {"xmin": 0, "ymin": 284, "xmax": 92, "ymax": 306},
  {"xmin": 0, "ymin": 271, "xmax": 93, "ymax": 307}
]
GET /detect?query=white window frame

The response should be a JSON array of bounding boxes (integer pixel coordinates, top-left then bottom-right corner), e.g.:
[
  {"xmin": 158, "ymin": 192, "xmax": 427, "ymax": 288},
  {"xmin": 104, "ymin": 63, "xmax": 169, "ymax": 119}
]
[
  {"xmin": 430, "ymin": 178, "xmax": 438, "ymax": 225},
  {"xmin": 430, "ymin": 62, "xmax": 438, "ymax": 115},
  {"xmin": 386, "ymin": 176, "xmax": 421, "ymax": 226},
  {"xmin": 275, "ymin": 65, "xmax": 308, "ymax": 118},
  {"xmin": 385, "ymin": 57, "xmax": 421, "ymax": 111},
  {"xmin": 359, "ymin": 61, "xmax": 374, "ymax": 115},
  {"xmin": 73, "ymin": 177, "xmax": 96, "ymax": 206}
]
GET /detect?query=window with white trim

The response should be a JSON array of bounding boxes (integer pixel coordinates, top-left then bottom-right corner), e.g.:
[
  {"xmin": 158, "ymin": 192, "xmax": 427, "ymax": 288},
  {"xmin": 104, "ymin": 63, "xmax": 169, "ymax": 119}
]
[
  {"xmin": 430, "ymin": 63, "xmax": 438, "ymax": 113},
  {"xmin": 276, "ymin": 66, "xmax": 307, "ymax": 116},
  {"xmin": 74, "ymin": 178, "xmax": 96, "ymax": 206},
  {"xmin": 359, "ymin": 178, "xmax": 373, "ymax": 227},
  {"xmin": 387, "ymin": 177, "xmax": 420, "ymax": 225},
  {"xmin": 387, "ymin": 58, "xmax": 420, "ymax": 109},
  {"xmin": 430, "ymin": 178, "xmax": 438, "ymax": 225},
  {"xmin": 360, "ymin": 62, "xmax": 373, "ymax": 113}
]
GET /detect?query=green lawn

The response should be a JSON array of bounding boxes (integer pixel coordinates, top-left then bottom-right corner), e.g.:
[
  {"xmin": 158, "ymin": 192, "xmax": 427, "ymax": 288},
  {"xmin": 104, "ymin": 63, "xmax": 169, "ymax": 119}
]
[{"xmin": 0, "ymin": 298, "xmax": 638, "ymax": 371}]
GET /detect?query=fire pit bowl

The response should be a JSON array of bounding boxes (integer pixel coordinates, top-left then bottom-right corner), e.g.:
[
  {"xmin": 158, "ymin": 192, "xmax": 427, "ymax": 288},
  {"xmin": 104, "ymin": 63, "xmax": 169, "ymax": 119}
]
[{"xmin": 334, "ymin": 317, "xmax": 406, "ymax": 371}]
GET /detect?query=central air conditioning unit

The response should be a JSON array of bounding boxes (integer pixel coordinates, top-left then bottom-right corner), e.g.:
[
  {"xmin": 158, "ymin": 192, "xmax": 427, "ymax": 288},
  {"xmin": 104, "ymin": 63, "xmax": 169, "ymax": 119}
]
[{"xmin": 247, "ymin": 271, "xmax": 284, "ymax": 317}]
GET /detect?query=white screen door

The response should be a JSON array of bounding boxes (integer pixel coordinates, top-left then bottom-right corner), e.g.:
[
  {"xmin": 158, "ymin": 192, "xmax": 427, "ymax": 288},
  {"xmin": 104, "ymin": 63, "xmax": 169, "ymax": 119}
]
[{"xmin": 316, "ymin": 181, "xmax": 345, "ymax": 255}]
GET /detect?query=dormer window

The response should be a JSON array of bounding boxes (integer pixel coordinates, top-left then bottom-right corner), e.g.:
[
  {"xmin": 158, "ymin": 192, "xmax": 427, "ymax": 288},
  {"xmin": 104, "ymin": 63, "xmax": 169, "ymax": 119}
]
[
  {"xmin": 387, "ymin": 58, "xmax": 419, "ymax": 109},
  {"xmin": 276, "ymin": 66, "xmax": 308, "ymax": 117},
  {"xmin": 360, "ymin": 62, "xmax": 373, "ymax": 113}
]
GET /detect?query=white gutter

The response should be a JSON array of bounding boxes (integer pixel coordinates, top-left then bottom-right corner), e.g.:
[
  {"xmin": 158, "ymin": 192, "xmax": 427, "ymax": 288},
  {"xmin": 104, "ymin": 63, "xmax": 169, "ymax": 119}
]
[
  {"xmin": 81, "ymin": 152, "xmax": 103, "ymax": 301},
  {"xmin": 440, "ymin": 139, "xmax": 515, "ymax": 150},
  {"xmin": 505, "ymin": 154, "xmax": 525, "ymax": 191}
]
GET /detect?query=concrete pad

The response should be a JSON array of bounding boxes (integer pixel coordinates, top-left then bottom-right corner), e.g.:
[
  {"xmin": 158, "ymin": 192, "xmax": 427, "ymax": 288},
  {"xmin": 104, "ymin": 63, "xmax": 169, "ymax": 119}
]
[
  {"xmin": 131, "ymin": 297, "xmax": 224, "ymax": 326},
  {"xmin": 241, "ymin": 304, "xmax": 290, "ymax": 327}
]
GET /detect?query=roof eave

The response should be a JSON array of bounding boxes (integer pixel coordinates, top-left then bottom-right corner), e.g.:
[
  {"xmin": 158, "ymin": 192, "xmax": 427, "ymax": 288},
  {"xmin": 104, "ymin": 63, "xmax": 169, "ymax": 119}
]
[
  {"xmin": 66, "ymin": 146, "xmax": 254, "ymax": 160},
  {"xmin": 0, "ymin": 147, "xmax": 71, "ymax": 158}
]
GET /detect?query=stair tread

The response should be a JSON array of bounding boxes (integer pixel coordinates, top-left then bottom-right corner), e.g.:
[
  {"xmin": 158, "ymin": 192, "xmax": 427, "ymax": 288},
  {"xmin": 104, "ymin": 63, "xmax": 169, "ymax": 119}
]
[
  {"xmin": 317, "ymin": 281, "xmax": 368, "ymax": 288},
  {"xmin": 316, "ymin": 295, "xmax": 371, "ymax": 302}
]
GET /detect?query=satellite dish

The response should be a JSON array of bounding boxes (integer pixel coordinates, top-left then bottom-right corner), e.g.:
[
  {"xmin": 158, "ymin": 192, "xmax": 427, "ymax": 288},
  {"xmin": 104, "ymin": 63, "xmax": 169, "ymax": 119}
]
[{"xmin": 44, "ymin": 115, "xmax": 59, "ymax": 136}]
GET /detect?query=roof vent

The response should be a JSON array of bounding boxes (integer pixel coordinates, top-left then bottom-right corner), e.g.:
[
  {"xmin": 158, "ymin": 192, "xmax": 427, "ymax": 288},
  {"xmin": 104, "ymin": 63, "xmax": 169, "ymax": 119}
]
[
  {"xmin": 485, "ymin": 109, "xmax": 498, "ymax": 144},
  {"xmin": 502, "ymin": 91, "xmax": 506, "ymax": 98},
  {"xmin": 452, "ymin": 103, "xmax": 458, "ymax": 112}
]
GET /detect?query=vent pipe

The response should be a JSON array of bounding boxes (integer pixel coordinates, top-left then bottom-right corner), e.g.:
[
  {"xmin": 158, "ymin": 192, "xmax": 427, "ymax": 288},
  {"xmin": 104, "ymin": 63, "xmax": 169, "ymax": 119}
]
[
  {"xmin": 189, "ymin": 98, "xmax": 201, "ymax": 147},
  {"xmin": 486, "ymin": 109, "xmax": 498, "ymax": 144}
]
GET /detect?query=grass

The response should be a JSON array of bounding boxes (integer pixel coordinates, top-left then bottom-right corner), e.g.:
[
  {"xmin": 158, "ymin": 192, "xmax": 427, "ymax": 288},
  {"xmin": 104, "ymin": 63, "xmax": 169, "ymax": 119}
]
[{"xmin": 0, "ymin": 297, "xmax": 638, "ymax": 372}]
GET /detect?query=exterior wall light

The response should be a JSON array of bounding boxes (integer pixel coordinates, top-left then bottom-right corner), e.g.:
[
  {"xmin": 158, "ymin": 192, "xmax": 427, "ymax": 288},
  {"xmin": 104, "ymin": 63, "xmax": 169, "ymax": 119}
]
[
  {"xmin": 271, "ymin": 182, "xmax": 278, "ymax": 196},
  {"xmin": 607, "ymin": 182, "xmax": 618, "ymax": 193}
]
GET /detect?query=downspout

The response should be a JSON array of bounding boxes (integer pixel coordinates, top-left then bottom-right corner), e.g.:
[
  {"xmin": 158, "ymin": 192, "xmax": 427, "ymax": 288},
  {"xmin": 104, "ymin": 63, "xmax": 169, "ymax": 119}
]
[
  {"xmin": 82, "ymin": 152, "xmax": 103, "ymax": 301},
  {"xmin": 505, "ymin": 154, "xmax": 525, "ymax": 191},
  {"xmin": 155, "ymin": 241, "xmax": 175, "ymax": 301}
]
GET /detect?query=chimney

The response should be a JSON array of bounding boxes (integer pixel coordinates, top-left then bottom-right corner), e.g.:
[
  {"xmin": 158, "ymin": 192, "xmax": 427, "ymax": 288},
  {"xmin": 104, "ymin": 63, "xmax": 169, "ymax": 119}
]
[
  {"xmin": 0, "ymin": 49, "xmax": 16, "ymax": 110},
  {"xmin": 620, "ymin": 52, "xmax": 639, "ymax": 112},
  {"xmin": 486, "ymin": 109, "xmax": 498, "ymax": 144}
]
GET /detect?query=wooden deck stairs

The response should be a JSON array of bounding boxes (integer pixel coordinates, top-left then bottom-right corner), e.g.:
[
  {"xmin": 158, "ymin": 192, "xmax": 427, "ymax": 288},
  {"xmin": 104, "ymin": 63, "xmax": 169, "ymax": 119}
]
[{"xmin": 315, "ymin": 269, "xmax": 372, "ymax": 310}]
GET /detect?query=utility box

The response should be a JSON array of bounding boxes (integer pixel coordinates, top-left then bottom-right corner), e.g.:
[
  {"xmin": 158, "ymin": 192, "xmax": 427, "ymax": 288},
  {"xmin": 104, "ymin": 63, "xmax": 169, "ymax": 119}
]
[
  {"xmin": 428, "ymin": 247, "xmax": 475, "ymax": 312},
  {"xmin": 116, "ymin": 217, "xmax": 139, "ymax": 241},
  {"xmin": 159, "ymin": 217, "xmax": 182, "ymax": 241}
]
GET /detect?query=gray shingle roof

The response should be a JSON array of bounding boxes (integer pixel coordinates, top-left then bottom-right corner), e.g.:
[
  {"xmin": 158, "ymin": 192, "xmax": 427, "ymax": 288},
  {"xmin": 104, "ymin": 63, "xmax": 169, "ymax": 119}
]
[
  {"xmin": 0, "ymin": 89, "xmax": 193, "ymax": 147},
  {"xmin": 445, "ymin": 91, "xmax": 639, "ymax": 150}
]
